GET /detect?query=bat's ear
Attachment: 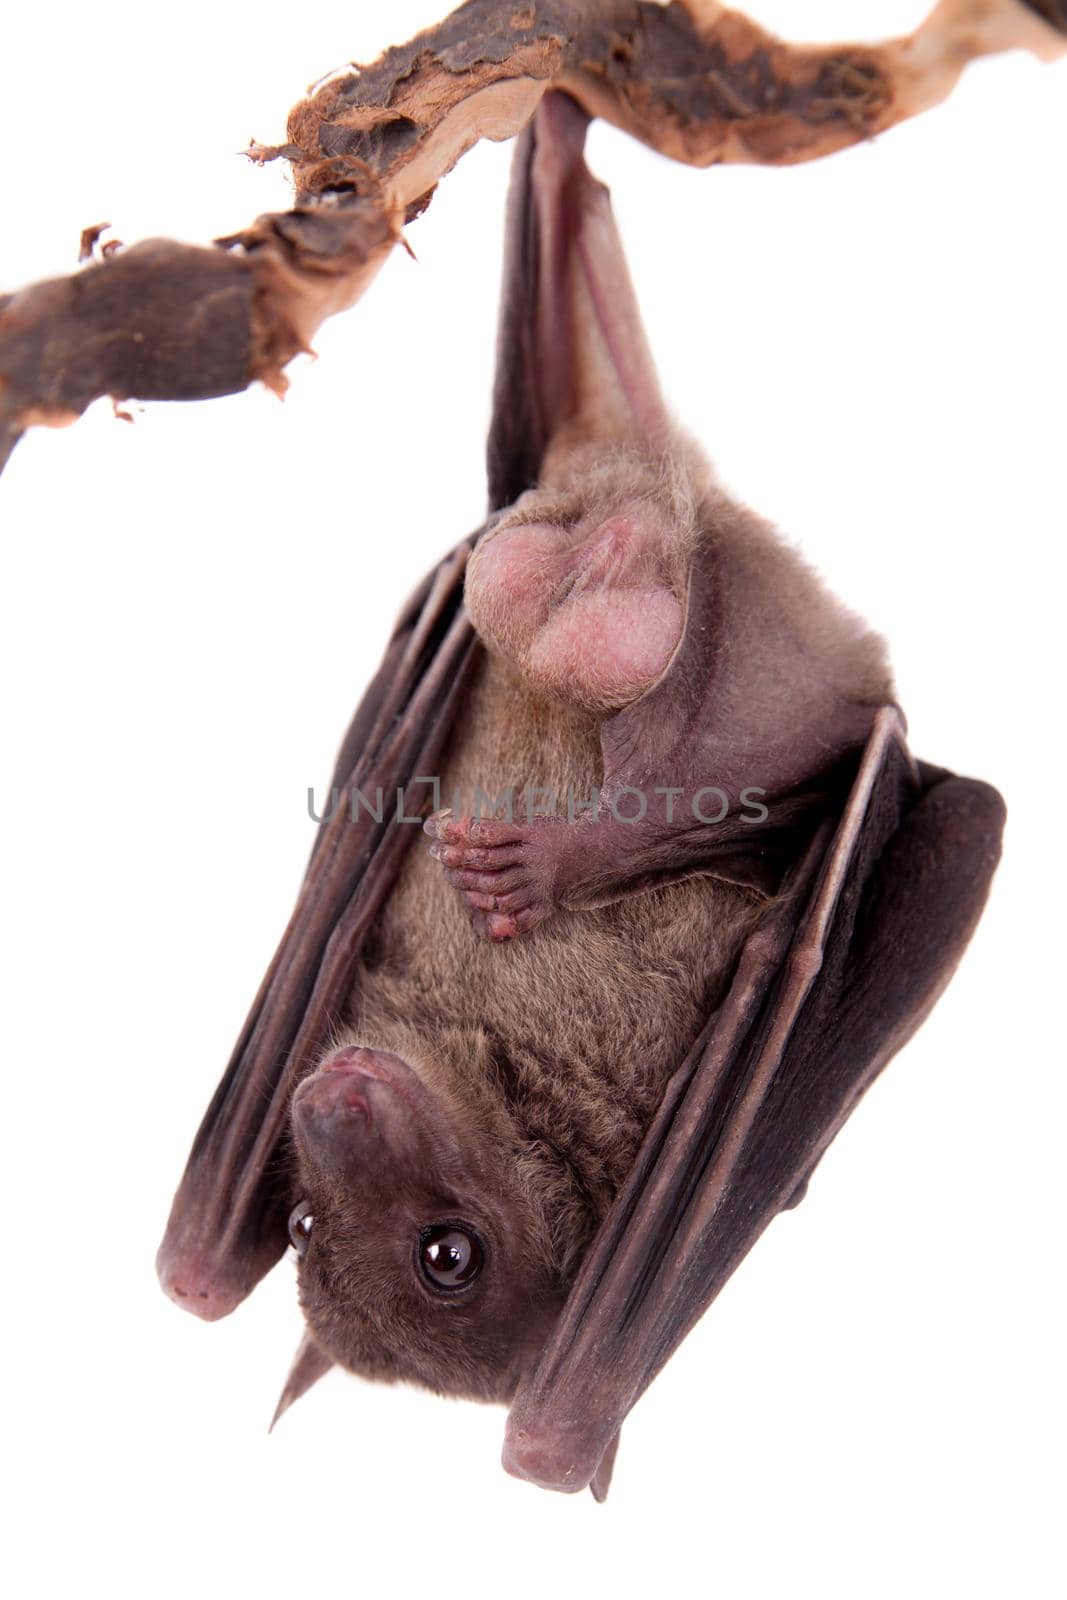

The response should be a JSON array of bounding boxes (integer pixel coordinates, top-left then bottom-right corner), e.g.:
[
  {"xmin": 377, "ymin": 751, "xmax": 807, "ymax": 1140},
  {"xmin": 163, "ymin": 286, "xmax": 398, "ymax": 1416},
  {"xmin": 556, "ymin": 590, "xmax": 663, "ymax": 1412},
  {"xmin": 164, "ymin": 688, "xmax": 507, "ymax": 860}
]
[
  {"xmin": 487, "ymin": 90, "xmax": 671, "ymax": 511},
  {"xmin": 269, "ymin": 1330, "xmax": 335, "ymax": 1432}
]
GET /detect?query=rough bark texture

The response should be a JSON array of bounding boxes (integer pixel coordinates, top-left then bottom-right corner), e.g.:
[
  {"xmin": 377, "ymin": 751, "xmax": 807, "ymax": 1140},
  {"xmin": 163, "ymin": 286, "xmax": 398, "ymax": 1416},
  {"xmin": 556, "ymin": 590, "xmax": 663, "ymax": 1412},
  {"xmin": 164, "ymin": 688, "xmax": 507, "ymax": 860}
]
[
  {"xmin": 1, "ymin": 0, "xmax": 1062, "ymax": 473},
  {"xmin": 0, "ymin": 203, "xmax": 393, "ymax": 431}
]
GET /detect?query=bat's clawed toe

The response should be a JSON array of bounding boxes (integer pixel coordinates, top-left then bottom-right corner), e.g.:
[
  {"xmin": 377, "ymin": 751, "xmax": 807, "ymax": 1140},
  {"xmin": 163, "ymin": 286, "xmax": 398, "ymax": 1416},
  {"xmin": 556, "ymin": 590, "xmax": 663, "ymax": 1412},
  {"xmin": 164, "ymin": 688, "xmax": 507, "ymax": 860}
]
[
  {"xmin": 424, "ymin": 811, "xmax": 523, "ymax": 849},
  {"xmin": 468, "ymin": 893, "xmax": 552, "ymax": 943},
  {"xmin": 424, "ymin": 811, "xmax": 556, "ymax": 941},
  {"xmin": 483, "ymin": 905, "xmax": 547, "ymax": 942}
]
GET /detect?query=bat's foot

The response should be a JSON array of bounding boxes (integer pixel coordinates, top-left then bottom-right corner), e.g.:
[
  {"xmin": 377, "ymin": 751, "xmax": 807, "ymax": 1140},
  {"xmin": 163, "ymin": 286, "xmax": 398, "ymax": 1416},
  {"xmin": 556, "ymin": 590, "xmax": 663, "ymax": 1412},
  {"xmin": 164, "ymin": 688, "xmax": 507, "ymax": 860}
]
[{"xmin": 424, "ymin": 811, "xmax": 558, "ymax": 941}]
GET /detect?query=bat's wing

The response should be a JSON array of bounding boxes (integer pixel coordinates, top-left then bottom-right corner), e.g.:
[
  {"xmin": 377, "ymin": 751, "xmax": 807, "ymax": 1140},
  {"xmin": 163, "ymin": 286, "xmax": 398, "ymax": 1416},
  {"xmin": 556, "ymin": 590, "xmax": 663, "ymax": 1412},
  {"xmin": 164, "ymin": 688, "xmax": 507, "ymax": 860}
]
[
  {"xmin": 157, "ymin": 544, "xmax": 479, "ymax": 1318},
  {"xmin": 504, "ymin": 707, "xmax": 1005, "ymax": 1495}
]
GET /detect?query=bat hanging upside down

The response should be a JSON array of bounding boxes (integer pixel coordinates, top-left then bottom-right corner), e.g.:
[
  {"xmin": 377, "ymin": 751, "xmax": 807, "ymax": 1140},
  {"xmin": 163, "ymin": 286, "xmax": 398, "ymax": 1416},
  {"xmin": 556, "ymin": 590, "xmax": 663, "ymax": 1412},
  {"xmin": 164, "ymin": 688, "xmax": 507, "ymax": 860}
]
[{"xmin": 157, "ymin": 92, "xmax": 1005, "ymax": 1499}]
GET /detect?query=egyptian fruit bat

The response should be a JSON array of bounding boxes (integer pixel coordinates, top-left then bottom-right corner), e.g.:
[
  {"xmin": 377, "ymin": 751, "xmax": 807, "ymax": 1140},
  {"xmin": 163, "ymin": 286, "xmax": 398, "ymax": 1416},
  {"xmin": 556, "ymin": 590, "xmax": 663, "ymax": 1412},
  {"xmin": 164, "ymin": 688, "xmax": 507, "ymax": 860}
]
[{"xmin": 157, "ymin": 92, "xmax": 1005, "ymax": 1499}]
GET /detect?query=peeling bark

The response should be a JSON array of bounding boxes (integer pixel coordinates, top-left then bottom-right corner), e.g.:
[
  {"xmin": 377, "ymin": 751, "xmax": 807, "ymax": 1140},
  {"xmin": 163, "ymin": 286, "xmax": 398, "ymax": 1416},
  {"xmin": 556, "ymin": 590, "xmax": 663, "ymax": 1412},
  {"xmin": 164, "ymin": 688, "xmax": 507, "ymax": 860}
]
[{"xmin": 1, "ymin": 0, "xmax": 1062, "ymax": 474}]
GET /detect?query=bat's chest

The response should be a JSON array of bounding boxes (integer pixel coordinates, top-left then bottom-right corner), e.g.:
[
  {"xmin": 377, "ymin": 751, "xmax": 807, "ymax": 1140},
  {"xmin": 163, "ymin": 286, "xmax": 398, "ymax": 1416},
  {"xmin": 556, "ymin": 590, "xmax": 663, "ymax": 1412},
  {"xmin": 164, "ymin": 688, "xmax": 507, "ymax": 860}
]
[{"xmin": 349, "ymin": 655, "xmax": 762, "ymax": 1159}]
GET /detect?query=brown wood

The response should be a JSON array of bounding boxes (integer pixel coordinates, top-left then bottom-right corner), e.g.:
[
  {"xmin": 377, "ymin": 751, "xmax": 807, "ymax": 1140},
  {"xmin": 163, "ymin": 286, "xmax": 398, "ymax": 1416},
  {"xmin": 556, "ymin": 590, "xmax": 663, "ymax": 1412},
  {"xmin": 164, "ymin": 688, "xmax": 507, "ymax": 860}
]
[{"xmin": 1, "ymin": 0, "xmax": 1062, "ymax": 474}]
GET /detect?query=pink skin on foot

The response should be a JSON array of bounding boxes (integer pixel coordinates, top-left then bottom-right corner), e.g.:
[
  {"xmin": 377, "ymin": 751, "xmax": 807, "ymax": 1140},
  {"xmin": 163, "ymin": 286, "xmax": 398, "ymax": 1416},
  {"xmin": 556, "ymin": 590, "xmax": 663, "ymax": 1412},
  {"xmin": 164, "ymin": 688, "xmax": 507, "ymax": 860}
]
[{"xmin": 424, "ymin": 812, "xmax": 560, "ymax": 941}]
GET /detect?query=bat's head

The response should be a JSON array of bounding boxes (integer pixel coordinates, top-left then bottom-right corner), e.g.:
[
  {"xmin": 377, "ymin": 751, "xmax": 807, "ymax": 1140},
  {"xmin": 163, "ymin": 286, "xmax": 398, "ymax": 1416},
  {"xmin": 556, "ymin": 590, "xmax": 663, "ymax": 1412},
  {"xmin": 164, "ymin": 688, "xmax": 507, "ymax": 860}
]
[{"xmin": 285, "ymin": 1044, "xmax": 568, "ymax": 1403}]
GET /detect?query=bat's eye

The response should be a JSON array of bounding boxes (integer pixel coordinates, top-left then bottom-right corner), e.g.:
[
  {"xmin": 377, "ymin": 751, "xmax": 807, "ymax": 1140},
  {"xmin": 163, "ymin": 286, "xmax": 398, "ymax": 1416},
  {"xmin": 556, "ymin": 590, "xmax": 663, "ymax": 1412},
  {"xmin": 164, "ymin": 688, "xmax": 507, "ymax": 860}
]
[
  {"xmin": 288, "ymin": 1200, "xmax": 315, "ymax": 1258},
  {"xmin": 418, "ymin": 1225, "xmax": 484, "ymax": 1291}
]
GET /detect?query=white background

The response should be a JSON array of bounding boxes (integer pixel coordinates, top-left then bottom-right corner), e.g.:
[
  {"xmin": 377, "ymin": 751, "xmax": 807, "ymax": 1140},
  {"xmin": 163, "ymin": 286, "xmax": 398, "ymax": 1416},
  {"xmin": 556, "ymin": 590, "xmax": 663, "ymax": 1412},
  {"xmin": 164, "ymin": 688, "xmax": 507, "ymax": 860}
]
[{"xmin": 1, "ymin": 3, "xmax": 1064, "ymax": 1596}]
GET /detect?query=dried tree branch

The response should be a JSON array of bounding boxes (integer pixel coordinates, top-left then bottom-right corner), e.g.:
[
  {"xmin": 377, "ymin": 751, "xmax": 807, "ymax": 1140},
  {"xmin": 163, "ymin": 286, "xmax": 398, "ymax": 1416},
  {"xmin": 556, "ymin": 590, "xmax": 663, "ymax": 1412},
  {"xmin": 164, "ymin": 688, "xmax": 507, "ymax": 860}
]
[{"xmin": 0, "ymin": 0, "xmax": 1062, "ymax": 476}]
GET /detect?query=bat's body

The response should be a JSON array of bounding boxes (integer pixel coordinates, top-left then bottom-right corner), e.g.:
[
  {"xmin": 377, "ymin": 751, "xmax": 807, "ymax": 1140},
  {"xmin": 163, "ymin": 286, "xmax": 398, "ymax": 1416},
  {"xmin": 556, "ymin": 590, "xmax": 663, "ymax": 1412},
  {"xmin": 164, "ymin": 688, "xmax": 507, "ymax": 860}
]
[
  {"xmin": 300, "ymin": 645, "xmax": 764, "ymax": 1398},
  {"xmin": 356, "ymin": 650, "xmax": 763, "ymax": 1222},
  {"xmin": 319, "ymin": 430, "xmax": 890, "ymax": 1372},
  {"xmin": 159, "ymin": 93, "xmax": 1005, "ymax": 1496}
]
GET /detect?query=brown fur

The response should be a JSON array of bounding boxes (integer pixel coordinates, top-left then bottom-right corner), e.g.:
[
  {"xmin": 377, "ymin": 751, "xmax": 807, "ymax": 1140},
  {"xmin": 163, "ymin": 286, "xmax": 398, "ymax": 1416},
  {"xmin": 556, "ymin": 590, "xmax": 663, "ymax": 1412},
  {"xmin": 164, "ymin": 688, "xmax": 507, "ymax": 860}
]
[
  {"xmin": 291, "ymin": 444, "xmax": 890, "ymax": 1402},
  {"xmin": 469, "ymin": 440, "xmax": 889, "ymax": 763},
  {"xmin": 351, "ymin": 646, "xmax": 765, "ymax": 1247}
]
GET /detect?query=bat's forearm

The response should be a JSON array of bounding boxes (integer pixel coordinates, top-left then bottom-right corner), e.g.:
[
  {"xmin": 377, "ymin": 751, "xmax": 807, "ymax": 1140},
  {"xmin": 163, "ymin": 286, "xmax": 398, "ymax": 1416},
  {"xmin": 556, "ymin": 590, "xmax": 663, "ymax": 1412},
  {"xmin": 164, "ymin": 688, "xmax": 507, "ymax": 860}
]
[
  {"xmin": 427, "ymin": 781, "xmax": 831, "ymax": 940},
  {"xmin": 549, "ymin": 783, "xmax": 821, "ymax": 909}
]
